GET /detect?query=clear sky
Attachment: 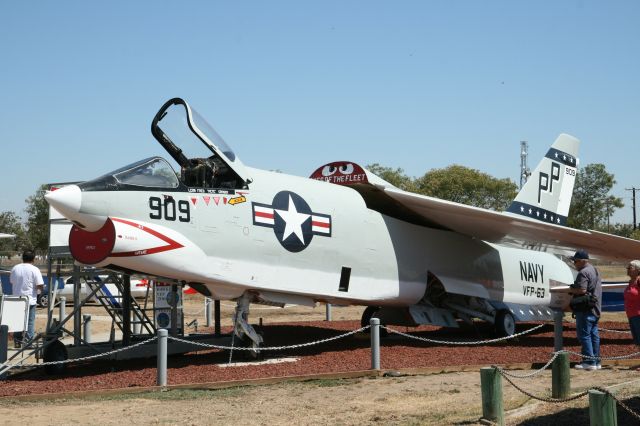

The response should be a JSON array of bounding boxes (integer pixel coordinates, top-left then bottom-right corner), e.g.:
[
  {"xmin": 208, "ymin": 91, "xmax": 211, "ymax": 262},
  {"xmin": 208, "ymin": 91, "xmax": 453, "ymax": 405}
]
[{"xmin": 1, "ymin": 1, "xmax": 639, "ymax": 225}]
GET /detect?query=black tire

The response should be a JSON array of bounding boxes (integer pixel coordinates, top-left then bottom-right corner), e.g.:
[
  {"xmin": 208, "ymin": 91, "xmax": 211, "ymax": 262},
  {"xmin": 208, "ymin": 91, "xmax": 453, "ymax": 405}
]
[
  {"xmin": 38, "ymin": 294, "xmax": 49, "ymax": 308},
  {"xmin": 43, "ymin": 339, "xmax": 68, "ymax": 375},
  {"xmin": 361, "ymin": 306, "xmax": 379, "ymax": 328},
  {"xmin": 495, "ymin": 310, "xmax": 516, "ymax": 337},
  {"xmin": 361, "ymin": 306, "xmax": 388, "ymax": 338}
]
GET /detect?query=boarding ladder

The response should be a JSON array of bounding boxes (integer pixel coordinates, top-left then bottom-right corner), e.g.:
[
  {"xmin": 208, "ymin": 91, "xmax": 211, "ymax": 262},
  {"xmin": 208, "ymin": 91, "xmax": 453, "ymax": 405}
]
[{"xmin": 85, "ymin": 275, "xmax": 155, "ymax": 338}]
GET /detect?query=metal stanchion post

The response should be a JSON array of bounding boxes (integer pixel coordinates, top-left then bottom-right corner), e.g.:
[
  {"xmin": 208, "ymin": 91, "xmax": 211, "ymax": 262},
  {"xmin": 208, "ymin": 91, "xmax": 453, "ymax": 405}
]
[
  {"xmin": 325, "ymin": 303, "xmax": 332, "ymax": 321},
  {"xmin": 157, "ymin": 329, "xmax": 168, "ymax": 387},
  {"xmin": 132, "ymin": 311, "xmax": 141, "ymax": 335},
  {"xmin": 553, "ymin": 309, "xmax": 564, "ymax": 351},
  {"xmin": 480, "ymin": 367, "xmax": 504, "ymax": 425},
  {"xmin": 83, "ymin": 315, "xmax": 92, "ymax": 344},
  {"xmin": 0, "ymin": 325, "xmax": 8, "ymax": 380},
  {"xmin": 205, "ymin": 298, "xmax": 212, "ymax": 328},
  {"xmin": 58, "ymin": 297, "xmax": 66, "ymax": 323},
  {"xmin": 370, "ymin": 317, "xmax": 380, "ymax": 370},
  {"xmin": 214, "ymin": 300, "xmax": 221, "ymax": 335}
]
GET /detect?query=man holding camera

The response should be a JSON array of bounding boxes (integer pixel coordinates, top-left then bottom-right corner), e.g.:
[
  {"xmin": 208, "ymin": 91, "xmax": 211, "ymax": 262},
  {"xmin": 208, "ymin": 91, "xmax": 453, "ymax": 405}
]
[{"xmin": 569, "ymin": 249, "xmax": 603, "ymax": 371}]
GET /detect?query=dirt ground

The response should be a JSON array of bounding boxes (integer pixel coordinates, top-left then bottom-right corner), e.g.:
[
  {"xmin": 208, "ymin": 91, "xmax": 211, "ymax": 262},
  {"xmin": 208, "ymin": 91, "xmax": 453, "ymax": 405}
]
[{"xmin": 1, "ymin": 365, "xmax": 640, "ymax": 425}]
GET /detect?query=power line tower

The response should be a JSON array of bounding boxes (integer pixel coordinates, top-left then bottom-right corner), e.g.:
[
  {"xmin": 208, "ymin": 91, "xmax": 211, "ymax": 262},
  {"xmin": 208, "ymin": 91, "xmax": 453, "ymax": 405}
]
[
  {"xmin": 627, "ymin": 187, "xmax": 638, "ymax": 230},
  {"xmin": 520, "ymin": 141, "xmax": 531, "ymax": 189}
]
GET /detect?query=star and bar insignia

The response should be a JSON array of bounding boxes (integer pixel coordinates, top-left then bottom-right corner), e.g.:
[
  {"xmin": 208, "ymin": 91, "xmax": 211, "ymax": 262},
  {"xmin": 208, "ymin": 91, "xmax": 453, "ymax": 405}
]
[{"xmin": 252, "ymin": 191, "xmax": 331, "ymax": 252}]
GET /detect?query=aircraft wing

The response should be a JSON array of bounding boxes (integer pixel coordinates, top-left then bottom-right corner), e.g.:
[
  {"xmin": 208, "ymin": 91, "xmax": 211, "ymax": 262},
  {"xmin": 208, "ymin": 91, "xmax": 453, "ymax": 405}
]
[
  {"xmin": 309, "ymin": 155, "xmax": 640, "ymax": 262},
  {"xmin": 381, "ymin": 186, "xmax": 640, "ymax": 262}
]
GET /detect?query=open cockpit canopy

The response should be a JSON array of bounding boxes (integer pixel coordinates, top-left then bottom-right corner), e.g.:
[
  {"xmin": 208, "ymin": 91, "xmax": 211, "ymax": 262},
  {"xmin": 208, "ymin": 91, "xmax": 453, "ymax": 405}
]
[
  {"xmin": 79, "ymin": 98, "xmax": 251, "ymax": 193},
  {"xmin": 151, "ymin": 98, "xmax": 251, "ymax": 189}
]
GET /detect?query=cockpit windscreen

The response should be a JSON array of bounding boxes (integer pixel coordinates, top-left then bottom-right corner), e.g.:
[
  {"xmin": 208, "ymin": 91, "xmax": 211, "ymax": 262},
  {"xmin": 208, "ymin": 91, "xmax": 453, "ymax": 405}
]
[{"xmin": 113, "ymin": 158, "xmax": 180, "ymax": 188}]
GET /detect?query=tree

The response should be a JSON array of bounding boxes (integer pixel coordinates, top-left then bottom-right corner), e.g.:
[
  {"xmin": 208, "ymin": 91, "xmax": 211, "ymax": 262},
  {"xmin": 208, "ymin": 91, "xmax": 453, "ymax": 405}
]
[
  {"xmin": 24, "ymin": 184, "xmax": 50, "ymax": 252},
  {"xmin": 568, "ymin": 164, "xmax": 624, "ymax": 230},
  {"xmin": 365, "ymin": 164, "xmax": 417, "ymax": 192},
  {"xmin": 366, "ymin": 163, "xmax": 416, "ymax": 192},
  {"xmin": 0, "ymin": 211, "xmax": 27, "ymax": 254},
  {"xmin": 414, "ymin": 164, "xmax": 518, "ymax": 211}
]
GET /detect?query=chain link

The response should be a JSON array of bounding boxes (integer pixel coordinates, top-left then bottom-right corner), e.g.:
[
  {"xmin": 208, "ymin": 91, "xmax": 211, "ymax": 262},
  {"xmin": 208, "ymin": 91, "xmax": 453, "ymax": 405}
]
[
  {"xmin": 42, "ymin": 336, "xmax": 159, "ymax": 366},
  {"xmin": 382, "ymin": 323, "xmax": 546, "ymax": 345},
  {"xmin": 497, "ymin": 351, "xmax": 561, "ymax": 379},
  {"xmin": 604, "ymin": 387, "xmax": 640, "ymax": 422},
  {"xmin": 564, "ymin": 317, "xmax": 630, "ymax": 334},
  {"xmin": 0, "ymin": 337, "xmax": 159, "ymax": 373},
  {"xmin": 495, "ymin": 365, "xmax": 590, "ymax": 403},
  {"xmin": 562, "ymin": 348, "xmax": 640, "ymax": 361},
  {"xmin": 494, "ymin": 367, "xmax": 640, "ymax": 420},
  {"xmin": 599, "ymin": 327, "xmax": 630, "ymax": 334},
  {"xmin": 167, "ymin": 326, "xmax": 370, "ymax": 351}
]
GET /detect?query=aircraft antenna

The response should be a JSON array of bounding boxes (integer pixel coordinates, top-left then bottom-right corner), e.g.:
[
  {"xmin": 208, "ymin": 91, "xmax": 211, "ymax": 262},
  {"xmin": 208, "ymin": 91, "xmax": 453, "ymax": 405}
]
[
  {"xmin": 519, "ymin": 141, "xmax": 531, "ymax": 189},
  {"xmin": 627, "ymin": 187, "xmax": 638, "ymax": 230}
]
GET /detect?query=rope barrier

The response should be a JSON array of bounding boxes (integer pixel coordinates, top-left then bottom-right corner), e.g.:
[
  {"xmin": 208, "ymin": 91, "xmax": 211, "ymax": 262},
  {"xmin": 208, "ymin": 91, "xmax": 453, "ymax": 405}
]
[{"xmin": 382, "ymin": 323, "xmax": 546, "ymax": 345}]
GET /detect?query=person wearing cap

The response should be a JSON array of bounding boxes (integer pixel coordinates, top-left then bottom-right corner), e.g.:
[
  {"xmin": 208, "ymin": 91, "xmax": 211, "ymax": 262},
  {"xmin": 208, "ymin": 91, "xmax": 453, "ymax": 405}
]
[
  {"xmin": 624, "ymin": 260, "xmax": 640, "ymax": 347},
  {"xmin": 568, "ymin": 249, "xmax": 603, "ymax": 371}
]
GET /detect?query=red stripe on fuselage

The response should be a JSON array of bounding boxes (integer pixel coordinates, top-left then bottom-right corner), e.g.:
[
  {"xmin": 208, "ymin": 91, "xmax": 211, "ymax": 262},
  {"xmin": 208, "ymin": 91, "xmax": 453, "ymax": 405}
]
[{"xmin": 255, "ymin": 211, "xmax": 274, "ymax": 219}]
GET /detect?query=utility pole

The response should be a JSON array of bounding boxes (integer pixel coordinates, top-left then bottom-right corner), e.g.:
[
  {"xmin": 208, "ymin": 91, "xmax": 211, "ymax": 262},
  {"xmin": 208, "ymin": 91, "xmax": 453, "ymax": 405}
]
[
  {"xmin": 627, "ymin": 187, "xmax": 638, "ymax": 230},
  {"xmin": 520, "ymin": 141, "xmax": 531, "ymax": 189}
]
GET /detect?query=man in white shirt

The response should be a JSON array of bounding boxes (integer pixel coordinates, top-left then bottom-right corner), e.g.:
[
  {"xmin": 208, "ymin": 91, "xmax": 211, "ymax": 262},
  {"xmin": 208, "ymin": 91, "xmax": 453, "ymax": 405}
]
[{"xmin": 10, "ymin": 250, "xmax": 44, "ymax": 348}]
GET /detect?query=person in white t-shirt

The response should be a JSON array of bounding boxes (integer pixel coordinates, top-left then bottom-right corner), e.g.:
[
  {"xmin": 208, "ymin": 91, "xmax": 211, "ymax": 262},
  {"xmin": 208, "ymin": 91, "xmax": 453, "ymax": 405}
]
[{"xmin": 10, "ymin": 250, "xmax": 44, "ymax": 348}]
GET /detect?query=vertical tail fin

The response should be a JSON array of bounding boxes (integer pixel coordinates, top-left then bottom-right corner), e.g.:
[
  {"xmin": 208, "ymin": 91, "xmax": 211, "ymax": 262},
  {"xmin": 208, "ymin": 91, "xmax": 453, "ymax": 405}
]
[{"xmin": 506, "ymin": 133, "xmax": 580, "ymax": 226}]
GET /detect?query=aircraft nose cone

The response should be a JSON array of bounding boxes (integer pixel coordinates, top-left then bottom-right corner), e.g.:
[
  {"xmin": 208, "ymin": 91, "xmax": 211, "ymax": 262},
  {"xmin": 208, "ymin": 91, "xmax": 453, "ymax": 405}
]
[{"xmin": 45, "ymin": 185, "xmax": 82, "ymax": 219}]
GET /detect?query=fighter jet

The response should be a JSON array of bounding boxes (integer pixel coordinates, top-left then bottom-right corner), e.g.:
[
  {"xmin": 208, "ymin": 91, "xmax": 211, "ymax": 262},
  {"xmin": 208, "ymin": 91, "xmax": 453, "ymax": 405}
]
[{"xmin": 45, "ymin": 98, "xmax": 640, "ymax": 351}]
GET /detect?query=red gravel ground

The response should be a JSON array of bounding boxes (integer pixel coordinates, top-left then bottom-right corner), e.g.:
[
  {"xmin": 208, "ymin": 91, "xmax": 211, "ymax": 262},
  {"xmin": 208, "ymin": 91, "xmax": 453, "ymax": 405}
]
[{"xmin": 1, "ymin": 320, "xmax": 637, "ymax": 397}]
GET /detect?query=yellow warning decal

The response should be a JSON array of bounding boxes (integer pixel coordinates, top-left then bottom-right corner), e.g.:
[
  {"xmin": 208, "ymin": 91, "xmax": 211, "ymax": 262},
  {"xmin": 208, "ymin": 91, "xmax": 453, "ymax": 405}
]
[{"xmin": 229, "ymin": 195, "xmax": 247, "ymax": 205}]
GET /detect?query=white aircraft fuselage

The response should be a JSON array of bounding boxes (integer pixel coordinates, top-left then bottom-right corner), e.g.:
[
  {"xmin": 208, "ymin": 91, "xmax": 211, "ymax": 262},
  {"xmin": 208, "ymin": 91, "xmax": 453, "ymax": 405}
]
[{"xmin": 48, "ymin": 164, "xmax": 573, "ymax": 310}]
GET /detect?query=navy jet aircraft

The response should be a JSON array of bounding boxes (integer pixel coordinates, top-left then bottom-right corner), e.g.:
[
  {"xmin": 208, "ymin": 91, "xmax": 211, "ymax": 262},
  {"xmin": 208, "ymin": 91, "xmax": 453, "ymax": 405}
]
[{"xmin": 46, "ymin": 98, "xmax": 640, "ymax": 351}]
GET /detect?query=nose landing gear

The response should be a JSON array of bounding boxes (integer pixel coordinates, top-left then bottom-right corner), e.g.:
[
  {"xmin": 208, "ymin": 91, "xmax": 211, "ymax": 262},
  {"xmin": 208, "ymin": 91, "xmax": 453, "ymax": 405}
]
[{"xmin": 231, "ymin": 292, "xmax": 264, "ymax": 359}]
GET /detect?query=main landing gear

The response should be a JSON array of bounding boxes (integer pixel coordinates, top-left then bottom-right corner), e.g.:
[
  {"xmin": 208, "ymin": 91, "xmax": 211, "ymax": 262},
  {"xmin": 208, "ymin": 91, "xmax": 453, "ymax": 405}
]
[{"xmin": 494, "ymin": 310, "xmax": 516, "ymax": 337}]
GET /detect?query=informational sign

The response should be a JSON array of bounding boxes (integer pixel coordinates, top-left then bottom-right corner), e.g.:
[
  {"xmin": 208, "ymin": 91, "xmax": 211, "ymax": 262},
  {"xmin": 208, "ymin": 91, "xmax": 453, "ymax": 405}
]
[
  {"xmin": 154, "ymin": 282, "xmax": 183, "ymax": 330},
  {"xmin": 0, "ymin": 296, "xmax": 29, "ymax": 332}
]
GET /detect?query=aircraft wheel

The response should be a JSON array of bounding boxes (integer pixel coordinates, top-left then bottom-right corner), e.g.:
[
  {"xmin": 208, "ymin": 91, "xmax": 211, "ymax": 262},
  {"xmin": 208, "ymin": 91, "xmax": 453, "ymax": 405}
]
[
  {"xmin": 43, "ymin": 339, "xmax": 68, "ymax": 375},
  {"xmin": 495, "ymin": 310, "xmax": 516, "ymax": 337},
  {"xmin": 361, "ymin": 306, "xmax": 388, "ymax": 338},
  {"xmin": 38, "ymin": 294, "xmax": 49, "ymax": 308}
]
